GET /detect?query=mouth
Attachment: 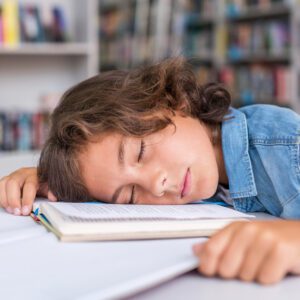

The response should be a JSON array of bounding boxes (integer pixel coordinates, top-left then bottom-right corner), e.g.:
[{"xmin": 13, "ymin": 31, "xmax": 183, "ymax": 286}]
[{"xmin": 181, "ymin": 168, "xmax": 191, "ymax": 198}]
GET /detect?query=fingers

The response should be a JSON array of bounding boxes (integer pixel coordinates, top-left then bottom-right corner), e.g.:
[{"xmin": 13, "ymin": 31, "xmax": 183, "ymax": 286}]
[
  {"xmin": 0, "ymin": 167, "xmax": 40, "ymax": 216},
  {"xmin": 239, "ymin": 229, "xmax": 275, "ymax": 282},
  {"xmin": 21, "ymin": 176, "xmax": 38, "ymax": 215},
  {"xmin": 256, "ymin": 242, "xmax": 290, "ymax": 284},
  {"xmin": 5, "ymin": 178, "xmax": 22, "ymax": 215},
  {"xmin": 216, "ymin": 222, "xmax": 259, "ymax": 279},
  {"xmin": 193, "ymin": 221, "xmax": 295, "ymax": 285},
  {"xmin": 193, "ymin": 222, "xmax": 242, "ymax": 277}
]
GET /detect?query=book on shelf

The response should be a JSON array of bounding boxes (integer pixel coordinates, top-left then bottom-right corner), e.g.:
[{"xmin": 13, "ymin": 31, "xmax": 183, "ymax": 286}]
[
  {"xmin": 31, "ymin": 200, "xmax": 254, "ymax": 242},
  {"xmin": 219, "ymin": 65, "xmax": 291, "ymax": 106},
  {"xmin": 2, "ymin": 0, "xmax": 20, "ymax": 46},
  {"xmin": 226, "ymin": 0, "xmax": 290, "ymax": 16},
  {"xmin": 0, "ymin": 0, "xmax": 69, "ymax": 46},
  {"xmin": 0, "ymin": 111, "xmax": 49, "ymax": 151},
  {"xmin": 99, "ymin": 0, "xmax": 183, "ymax": 70},
  {"xmin": 227, "ymin": 20, "xmax": 290, "ymax": 60}
]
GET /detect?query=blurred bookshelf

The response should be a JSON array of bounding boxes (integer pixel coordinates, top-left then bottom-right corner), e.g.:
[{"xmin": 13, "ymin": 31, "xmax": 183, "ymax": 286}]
[
  {"xmin": 2, "ymin": 0, "xmax": 300, "ymax": 164},
  {"xmin": 98, "ymin": 0, "xmax": 300, "ymax": 112},
  {"xmin": 99, "ymin": 0, "xmax": 184, "ymax": 70},
  {"xmin": 223, "ymin": 0, "xmax": 294, "ymax": 108},
  {"xmin": 0, "ymin": 42, "xmax": 91, "ymax": 55},
  {"xmin": 0, "ymin": 0, "xmax": 98, "ymax": 166}
]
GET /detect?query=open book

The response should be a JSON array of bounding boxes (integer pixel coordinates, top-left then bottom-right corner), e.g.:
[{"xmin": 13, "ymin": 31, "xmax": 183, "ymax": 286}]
[{"xmin": 32, "ymin": 200, "xmax": 254, "ymax": 242}]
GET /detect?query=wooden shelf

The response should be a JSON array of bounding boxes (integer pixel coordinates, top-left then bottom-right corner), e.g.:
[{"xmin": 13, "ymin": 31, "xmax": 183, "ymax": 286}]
[
  {"xmin": 186, "ymin": 15, "xmax": 216, "ymax": 28},
  {"xmin": 228, "ymin": 53, "xmax": 290, "ymax": 64},
  {"xmin": 0, "ymin": 43, "xmax": 90, "ymax": 56},
  {"xmin": 187, "ymin": 54, "xmax": 215, "ymax": 64},
  {"xmin": 227, "ymin": 4, "xmax": 291, "ymax": 22}
]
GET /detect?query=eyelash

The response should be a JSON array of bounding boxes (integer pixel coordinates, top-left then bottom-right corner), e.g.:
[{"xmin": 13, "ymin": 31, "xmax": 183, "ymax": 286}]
[
  {"xmin": 138, "ymin": 140, "xmax": 145, "ymax": 162},
  {"xmin": 130, "ymin": 140, "xmax": 145, "ymax": 204},
  {"xmin": 130, "ymin": 185, "xmax": 135, "ymax": 204}
]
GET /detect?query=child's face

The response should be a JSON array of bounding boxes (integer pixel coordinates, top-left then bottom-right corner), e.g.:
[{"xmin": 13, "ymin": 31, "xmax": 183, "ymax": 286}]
[{"xmin": 79, "ymin": 114, "xmax": 221, "ymax": 204}]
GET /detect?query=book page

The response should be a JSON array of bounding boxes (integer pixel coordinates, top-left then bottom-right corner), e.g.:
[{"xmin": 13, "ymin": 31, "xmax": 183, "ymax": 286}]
[{"xmin": 42, "ymin": 202, "xmax": 254, "ymax": 220}]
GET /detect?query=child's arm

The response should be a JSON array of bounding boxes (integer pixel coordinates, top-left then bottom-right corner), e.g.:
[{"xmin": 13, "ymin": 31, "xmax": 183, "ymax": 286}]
[
  {"xmin": 193, "ymin": 220, "xmax": 300, "ymax": 284},
  {"xmin": 0, "ymin": 167, "xmax": 57, "ymax": 216}
]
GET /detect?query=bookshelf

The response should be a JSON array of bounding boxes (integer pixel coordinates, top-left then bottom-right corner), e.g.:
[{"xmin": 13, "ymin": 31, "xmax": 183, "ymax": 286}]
[
  {"xmin": 2, "ymin": 0, "xmax": 300, "ymax": 173},
  {"xmin": 182, "ymin": 0, "xmax": 226, "ymax": 85},
  {"xmin": 223, "ymin": 0, "xmax": 296, "ymax": 108},
  {"xmin": 0, "ymin": 42, "xmax": 91, "ymax": 55},
  {"xmin": 178, "ymin": 0, "xmax": 298, "ymax": 110},
  {"xmin": 0, "ymin": 0, "xmax": 99, "ymax": 171},
  {"xmin": 98, "ymin": 0, "xmax": 300, "ymax": 112},
  {"xmin": 98, "ymin": 0, "xmax": 184, "ymax": 70}
]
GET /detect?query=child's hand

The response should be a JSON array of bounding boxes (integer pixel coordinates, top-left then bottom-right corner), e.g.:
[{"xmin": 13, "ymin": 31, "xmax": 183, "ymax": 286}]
[
  {"xmin": 193, "ymin": 220, "xmax": 300, "ymax": 285},
  {"xmin": 0, "ymin": 167, "xmax": 57, "ymax": 216}
]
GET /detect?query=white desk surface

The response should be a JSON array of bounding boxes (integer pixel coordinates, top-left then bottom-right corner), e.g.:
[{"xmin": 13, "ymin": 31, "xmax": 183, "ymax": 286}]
[
  {"xmin": 130, "ymin": 270, "xmax": 300, "ymax": 300},
  {"xmin": 130, "ymin": 212, "xmax": 300, "ymax": 300},
  {"xmin": 1, "ymin": 207, "xmax": 300, "ymax": 300}
]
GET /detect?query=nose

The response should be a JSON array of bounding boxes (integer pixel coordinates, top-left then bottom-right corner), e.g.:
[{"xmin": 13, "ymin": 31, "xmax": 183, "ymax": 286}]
[{"xmin": 134, "ymin": 167, "xmax": 167, "ymax": 197}]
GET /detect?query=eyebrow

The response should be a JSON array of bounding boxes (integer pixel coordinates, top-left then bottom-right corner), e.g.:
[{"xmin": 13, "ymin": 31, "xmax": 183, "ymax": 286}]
[
  {"xmin": 118, "ymin": 138, "xmax": 125, "ymax": 166},
  {"xmin": 111, "ymin": 138, "xmax": 126, "ymax": 203}
]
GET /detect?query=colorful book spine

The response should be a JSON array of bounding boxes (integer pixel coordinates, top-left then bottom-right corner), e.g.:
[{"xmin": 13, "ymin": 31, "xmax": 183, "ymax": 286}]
[
  {"xmin": 19, "ymin": 5, "xmax": 46, "ymax": 43},
  {"xmin": 0, "ymin": 5, "xmax": 3, "ymax": 45},
  {"xmin": 0, "ymin": 2, "xmax": 69, "ymax": 45},
  {"xmin": 226, "ymin": 0, "xmax": 289, "ymax": 15},
  {"xmin": 227, "ymin": 20, "xmax": 290, "ymax": 60},
  {"xmin": 52, "ymin": 6, "xmax": 67, "ymax": 42},
  {"xmin": 2, "ymin": 0, "xmax": 20, "ymax": 46},
  {"xmin": 219, "ymin": 65, "xmax": 292, "ymax": 107},
  {"xmin": 0, "ymin": 111, "xmax": 50, "ymax": 151}
]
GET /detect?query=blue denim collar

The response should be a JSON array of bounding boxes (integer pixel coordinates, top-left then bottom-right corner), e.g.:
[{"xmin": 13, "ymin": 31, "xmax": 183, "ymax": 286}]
[{"xmin": 221, "ymin": 108, "xmax": 257, "ymax": 199}]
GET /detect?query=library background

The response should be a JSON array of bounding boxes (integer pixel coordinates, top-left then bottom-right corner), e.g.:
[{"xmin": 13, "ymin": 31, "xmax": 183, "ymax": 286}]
[{"xmin": 0, "ymin": 0, "xmax": 299, "ymax": 176}]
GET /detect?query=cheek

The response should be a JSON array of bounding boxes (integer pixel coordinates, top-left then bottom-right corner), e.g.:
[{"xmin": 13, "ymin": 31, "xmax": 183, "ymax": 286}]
[
  {"xmin": 192, "ymin": 159, "xmax": 219, "ymax": 200},
  {"xmin": 191, "ymin": 146, "xmax": 219, "ymax": 199}
]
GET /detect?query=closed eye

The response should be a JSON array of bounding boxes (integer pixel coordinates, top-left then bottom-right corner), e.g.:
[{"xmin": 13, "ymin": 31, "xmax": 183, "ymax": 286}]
[
  {"xmin": 129, "ymin": 185, "xmax": 135, "ymax": 204},
  {"xmin": 129, "ymin": 140, "xmax": 145, "ymax": 203},
  {"xmin": 138, "ymin": 139, "xmax": 145, "ymax": 162}
]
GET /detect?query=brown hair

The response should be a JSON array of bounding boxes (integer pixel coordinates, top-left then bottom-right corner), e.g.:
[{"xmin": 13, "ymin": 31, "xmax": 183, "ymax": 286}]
[{"xmin": 38, "ymin": 57, "xmax": 231, "ymax": 202}]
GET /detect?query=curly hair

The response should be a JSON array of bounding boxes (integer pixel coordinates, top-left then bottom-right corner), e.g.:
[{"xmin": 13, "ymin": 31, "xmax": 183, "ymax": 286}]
[{"xmin": 38, "ymin": 57, "xmax": 231, "ymax": 202}]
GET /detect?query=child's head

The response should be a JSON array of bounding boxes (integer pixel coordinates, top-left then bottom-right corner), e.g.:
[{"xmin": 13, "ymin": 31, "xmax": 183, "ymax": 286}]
[{"xmin": 38, "ymin": 57, "xmax": 231, "ymax": 203}]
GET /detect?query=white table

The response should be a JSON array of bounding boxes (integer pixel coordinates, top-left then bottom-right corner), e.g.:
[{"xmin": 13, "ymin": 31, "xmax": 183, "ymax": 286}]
[
  {"xmin": 130, "ymin": 212, "xmax": 300, "ymax": 300},
  {"xmin": 1, "ymin": 208, "xmax": 299, "ymax": 300},
  {"xmin": 130, "ymin": 270, "xmax": 300, "ymax": 300}
]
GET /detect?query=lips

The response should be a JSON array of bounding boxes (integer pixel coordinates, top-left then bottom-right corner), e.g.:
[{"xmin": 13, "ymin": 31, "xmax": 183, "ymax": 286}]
[{"xmin": 181, "ymin": 168, "xmax": 191, "ymax": 198}]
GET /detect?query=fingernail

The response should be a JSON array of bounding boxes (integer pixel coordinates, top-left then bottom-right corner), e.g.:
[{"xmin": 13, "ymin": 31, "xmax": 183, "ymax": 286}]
[
  {"xmin": 13, "ymin": 208, "xmax": 21, "ymax": 216},
  {"xmin": 6, "ymin": 207, "xmax": 13, "ymax": 214},
  {"xmin": 22, "ymin": 206, "xmax": 30, "ymax": 215}
]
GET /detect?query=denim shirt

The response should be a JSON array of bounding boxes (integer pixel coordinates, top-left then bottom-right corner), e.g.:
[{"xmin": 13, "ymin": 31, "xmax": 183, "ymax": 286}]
[{"xmin": 219, "ymin": 104, "xmax": 300, "ymax": 219}]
